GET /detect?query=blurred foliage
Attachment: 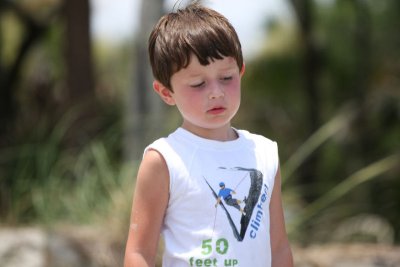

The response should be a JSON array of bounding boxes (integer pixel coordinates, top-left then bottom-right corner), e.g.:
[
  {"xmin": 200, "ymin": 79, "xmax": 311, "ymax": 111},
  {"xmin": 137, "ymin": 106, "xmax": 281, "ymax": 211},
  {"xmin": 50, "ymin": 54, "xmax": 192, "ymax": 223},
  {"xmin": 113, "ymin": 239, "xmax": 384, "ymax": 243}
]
[
  {"xmin": 0, "ymin": 0, "xmax": 129, "ymax": 225},
  {"xmin": 0, "ymin": 0, "xmax": 399, "ymax": 247},
  {"xmin": 238, "ymin": 0, "xmax": 400, "ymax": 244}
]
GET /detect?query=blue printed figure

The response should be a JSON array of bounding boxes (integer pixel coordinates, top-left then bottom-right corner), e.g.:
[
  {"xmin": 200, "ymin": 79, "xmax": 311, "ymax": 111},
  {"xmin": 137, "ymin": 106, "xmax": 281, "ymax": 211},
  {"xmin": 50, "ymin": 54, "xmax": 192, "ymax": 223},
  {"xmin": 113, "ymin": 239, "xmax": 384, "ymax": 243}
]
[{"xmin": 215, "ymin": 182, "xmax": 246, "ymax": 215}]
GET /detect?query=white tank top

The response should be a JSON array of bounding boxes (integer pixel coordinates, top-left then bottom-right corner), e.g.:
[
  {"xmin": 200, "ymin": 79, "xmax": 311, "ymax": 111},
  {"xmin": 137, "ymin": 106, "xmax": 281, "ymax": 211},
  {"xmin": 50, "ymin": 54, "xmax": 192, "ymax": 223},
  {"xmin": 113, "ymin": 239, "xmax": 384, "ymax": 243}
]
[{"xmin": 146, "ymin": 127, "xmax": 279, "ymax": 267}]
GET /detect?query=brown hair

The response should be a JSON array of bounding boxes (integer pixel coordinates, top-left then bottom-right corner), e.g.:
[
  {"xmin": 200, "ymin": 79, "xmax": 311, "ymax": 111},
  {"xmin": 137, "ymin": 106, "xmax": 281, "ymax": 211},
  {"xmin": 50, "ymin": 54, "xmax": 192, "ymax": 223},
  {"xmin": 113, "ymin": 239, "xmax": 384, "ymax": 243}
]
[{"xmin": 148, "ymin": 2, "xmax": 243, "ymax": 91}]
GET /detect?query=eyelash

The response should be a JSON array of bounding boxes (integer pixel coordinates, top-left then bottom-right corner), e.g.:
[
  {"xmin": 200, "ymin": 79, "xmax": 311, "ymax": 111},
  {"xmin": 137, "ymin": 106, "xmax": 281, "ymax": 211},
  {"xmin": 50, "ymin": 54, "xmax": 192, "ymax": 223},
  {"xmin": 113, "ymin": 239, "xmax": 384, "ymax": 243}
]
[
  {"xmin": 222, "ymin": 76, "xmax": 233, "ymax": 81},
  {"xmin": 191, "ymin": 82, "xmax": 205, "ymax": 88},
  {"xmin": 190, "ymin": 76, "xmax": 233, "ymax": 88}
]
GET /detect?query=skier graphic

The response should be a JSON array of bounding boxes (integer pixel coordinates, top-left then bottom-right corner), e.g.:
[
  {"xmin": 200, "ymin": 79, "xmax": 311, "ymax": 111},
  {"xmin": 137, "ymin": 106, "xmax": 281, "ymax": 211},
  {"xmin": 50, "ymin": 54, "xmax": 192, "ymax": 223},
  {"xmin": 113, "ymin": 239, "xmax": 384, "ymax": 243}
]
[{"xmin": 215, "ymin": 182, "xmax": 246, "ymax": 215}]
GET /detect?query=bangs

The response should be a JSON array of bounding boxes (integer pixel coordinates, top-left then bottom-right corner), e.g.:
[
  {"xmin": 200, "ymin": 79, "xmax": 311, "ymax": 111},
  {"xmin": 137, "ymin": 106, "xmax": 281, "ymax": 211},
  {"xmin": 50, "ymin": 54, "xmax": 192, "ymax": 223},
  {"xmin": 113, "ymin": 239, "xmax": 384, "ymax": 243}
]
[{"xmin": 173, "ymin": 20, "xmax": 236, "ymax": 69}]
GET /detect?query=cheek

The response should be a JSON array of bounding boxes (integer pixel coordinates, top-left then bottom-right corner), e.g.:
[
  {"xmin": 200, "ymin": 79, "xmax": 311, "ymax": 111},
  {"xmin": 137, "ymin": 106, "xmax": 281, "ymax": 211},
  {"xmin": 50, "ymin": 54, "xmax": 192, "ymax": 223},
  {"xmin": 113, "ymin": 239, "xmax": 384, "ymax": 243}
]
[
  {"xmin": 226, "ymin": 79, "xmax": 241, "ymax": 98},
  {"xmin": 176, "ymin": 90, "xmax": 204, "ymax": 110}
]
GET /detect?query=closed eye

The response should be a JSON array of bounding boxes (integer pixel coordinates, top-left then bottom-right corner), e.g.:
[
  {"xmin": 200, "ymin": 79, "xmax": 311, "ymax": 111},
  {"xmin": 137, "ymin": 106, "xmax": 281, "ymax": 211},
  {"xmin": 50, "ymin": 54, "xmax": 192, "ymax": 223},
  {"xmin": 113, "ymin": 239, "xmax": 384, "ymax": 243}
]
[
  {"xmin": 221, "ymin": 76, "xmax": 233, "ymax": 81},
  {"xmin": 190, "ymin": 81, "xmax": 205, "ymax": 88}
]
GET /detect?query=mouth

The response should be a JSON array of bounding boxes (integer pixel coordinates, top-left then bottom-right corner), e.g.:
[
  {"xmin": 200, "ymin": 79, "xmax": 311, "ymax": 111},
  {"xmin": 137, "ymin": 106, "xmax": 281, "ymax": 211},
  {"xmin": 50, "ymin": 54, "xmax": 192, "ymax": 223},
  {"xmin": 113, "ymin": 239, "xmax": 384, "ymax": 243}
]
[{"xmin": 207, "ymin": 106, "xmax": 226, "ymax": 115}]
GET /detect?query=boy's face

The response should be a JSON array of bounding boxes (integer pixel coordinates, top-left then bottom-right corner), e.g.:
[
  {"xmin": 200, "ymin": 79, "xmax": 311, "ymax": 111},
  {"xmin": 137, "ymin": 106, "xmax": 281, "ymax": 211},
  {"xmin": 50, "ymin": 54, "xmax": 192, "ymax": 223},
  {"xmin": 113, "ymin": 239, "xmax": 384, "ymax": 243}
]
[{"xmin": 154, "ymin": 55, "xmax": 244, "ymax": 140}]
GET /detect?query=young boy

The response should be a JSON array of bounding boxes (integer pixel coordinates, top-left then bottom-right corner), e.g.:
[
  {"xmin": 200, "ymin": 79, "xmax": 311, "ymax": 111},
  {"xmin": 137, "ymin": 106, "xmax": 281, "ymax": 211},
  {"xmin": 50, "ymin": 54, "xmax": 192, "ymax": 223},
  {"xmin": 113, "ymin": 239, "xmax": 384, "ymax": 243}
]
[{"xmin": 124, "ymin": 2, "xmax": 293, "ymax": 267}]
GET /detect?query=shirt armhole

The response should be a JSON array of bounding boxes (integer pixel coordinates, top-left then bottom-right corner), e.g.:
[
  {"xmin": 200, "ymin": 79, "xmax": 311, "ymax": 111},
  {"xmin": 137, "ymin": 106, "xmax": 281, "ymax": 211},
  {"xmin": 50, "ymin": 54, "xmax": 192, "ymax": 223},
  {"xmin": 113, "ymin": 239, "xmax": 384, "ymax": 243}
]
[{"xmin": 144, "ymin": 140, "xmax": 175, "ymax": 194}]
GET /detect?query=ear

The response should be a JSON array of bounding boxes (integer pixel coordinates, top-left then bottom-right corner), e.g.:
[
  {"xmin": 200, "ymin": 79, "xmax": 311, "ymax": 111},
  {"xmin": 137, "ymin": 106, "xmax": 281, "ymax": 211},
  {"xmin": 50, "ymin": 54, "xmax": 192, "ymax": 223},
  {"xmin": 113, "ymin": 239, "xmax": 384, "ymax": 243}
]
[
  {"xmin": 153, "ymin": 80, "xmax": 175, "ymax": 106},
  {"xmin": 240, "ymin": 63, "xmax": 246, "ymax": 77}
]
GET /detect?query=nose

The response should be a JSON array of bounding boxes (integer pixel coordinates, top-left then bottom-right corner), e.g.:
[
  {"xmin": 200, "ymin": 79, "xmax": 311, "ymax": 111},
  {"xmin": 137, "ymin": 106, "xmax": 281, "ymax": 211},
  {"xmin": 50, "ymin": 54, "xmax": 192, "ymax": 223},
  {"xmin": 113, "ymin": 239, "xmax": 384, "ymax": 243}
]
[{"xmin": 208, "ymin": 82, "xmax": 224, "ymax": 99}]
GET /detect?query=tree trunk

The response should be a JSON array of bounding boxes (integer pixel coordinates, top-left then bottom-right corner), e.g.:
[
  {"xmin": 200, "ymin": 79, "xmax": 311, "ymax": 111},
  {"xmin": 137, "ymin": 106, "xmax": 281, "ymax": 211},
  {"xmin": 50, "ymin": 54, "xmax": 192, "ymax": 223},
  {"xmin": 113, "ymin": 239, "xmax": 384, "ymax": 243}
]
[
  {"xmin": 64, "ymin": 0, "xmax": 94, "ymax": 103},
  {"xmin": 63, "ymin": 0, "xmax": 98, "ymax": 146},
  {"xmin": 290, "ymin": 0, "xmax": 320, "ymax": 203}
]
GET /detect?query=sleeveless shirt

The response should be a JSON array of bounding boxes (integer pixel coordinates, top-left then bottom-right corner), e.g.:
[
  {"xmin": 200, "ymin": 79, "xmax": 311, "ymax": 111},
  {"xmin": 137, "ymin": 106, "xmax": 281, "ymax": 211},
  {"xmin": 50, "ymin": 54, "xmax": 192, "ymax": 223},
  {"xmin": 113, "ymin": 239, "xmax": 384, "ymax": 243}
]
[{"xmin": 145, "ymin": 127, "xmax": 279, "ymax": 267}]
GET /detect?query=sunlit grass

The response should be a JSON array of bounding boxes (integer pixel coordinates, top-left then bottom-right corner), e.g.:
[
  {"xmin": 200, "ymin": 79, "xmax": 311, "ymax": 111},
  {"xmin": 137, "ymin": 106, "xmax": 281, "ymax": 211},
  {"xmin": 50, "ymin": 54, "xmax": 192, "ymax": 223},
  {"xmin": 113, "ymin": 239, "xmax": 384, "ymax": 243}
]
[
  {"xmin": 287, "ymin": 153, "xmax": 400, "ymax": 235},
  {"xmin": 282, "ymin": 104, "xmax": 356, "ymax": 184}
]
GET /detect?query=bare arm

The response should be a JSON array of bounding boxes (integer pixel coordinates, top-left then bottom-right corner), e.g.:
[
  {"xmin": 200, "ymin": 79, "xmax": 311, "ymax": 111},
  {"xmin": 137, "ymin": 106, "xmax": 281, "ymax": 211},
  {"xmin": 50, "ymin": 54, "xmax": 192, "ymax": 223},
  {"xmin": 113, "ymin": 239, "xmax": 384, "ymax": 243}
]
[
  {"xmin": 270, "ymin": 166, "xmax": 294, "ymax": 267},
  {"xmin": 124, "ymin": 149, "xmax": 169, "ymax": 267}
]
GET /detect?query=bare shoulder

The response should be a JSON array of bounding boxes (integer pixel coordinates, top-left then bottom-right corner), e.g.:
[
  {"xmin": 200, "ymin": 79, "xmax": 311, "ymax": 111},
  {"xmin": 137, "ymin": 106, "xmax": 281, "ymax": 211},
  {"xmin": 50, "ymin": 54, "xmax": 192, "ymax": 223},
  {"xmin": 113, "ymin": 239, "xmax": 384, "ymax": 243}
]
[
  {"xmin": 141, "ymin": 148, "xmax": 169, "ymax": 176},
  {"xmin": 136, "ymin": 148, "xmax": 170, "ymax": 196}
]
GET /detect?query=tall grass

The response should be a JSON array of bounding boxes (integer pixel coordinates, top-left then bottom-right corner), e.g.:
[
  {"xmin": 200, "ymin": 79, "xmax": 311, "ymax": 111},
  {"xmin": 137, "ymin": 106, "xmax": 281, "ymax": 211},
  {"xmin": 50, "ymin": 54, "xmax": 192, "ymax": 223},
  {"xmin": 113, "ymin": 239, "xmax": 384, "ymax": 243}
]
[
  {"xmin": 282, "ymin": 105, "xmax": 355, "ymax": 184},
  {"xmin": 29, "ymin": 141, "xmax": 137, "ymax": 225},
  {"xmin": 286, "ymin": 153, "xmax": 400, "ymax": 235},
  {"xmin": 0, "ymin": 107, "xmax": 136, "ymax": 233},
  {"xmin": 281, "ymin": 105, "xmax": 400, "ymax": 242}
]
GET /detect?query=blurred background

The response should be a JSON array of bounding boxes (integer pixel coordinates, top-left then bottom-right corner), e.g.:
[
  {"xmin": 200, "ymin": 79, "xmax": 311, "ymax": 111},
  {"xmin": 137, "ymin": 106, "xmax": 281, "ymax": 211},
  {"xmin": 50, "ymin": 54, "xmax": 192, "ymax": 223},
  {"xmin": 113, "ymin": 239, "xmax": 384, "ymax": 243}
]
[{"xmin": 0, "ymin": 0, "xmax": 399, "ymax": 266}]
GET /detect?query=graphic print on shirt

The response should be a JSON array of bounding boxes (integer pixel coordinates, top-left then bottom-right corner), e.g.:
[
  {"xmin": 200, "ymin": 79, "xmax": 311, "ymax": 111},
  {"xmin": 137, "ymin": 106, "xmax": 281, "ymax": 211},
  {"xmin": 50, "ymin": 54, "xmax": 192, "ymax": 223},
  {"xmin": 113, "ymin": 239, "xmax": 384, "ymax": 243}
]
[{"xmin": 204, "ymin": 167, "xmax": 266, "ymax": 242}]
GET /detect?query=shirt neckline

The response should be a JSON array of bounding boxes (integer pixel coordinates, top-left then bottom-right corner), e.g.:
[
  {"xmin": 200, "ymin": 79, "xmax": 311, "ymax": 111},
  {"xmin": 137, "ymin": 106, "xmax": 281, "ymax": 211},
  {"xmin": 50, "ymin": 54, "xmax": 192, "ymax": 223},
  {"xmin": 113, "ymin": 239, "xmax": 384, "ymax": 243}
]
[{"xmin": 172, "ymin": 127, "xmax": 245, "ymax": 150}]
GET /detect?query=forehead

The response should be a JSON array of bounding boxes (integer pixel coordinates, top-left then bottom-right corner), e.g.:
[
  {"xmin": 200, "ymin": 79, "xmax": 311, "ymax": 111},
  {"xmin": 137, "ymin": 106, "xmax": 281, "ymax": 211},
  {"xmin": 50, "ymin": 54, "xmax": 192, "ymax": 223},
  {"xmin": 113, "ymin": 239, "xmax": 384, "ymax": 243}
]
[{"xmin": 177, "ymin": 55, "xmax": 238, "ymax": 75}]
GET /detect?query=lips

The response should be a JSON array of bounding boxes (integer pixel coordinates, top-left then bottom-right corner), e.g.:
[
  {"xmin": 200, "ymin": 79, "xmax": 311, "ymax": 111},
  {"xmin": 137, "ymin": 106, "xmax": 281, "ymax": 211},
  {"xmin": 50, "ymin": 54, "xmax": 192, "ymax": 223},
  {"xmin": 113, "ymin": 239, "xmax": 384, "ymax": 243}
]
[{"xmin": 207, "ymin": 106, "xmax": 226, "ymax": 115}]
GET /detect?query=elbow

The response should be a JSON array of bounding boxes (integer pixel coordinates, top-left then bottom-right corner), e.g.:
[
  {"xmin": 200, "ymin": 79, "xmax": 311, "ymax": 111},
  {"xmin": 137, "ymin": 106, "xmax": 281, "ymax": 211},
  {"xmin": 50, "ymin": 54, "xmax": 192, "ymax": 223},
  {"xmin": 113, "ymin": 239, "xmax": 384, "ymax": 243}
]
[
  {"xmin": 124, "ymin": 251, "xmax": 154, "ymax": 267},
  {"xmin": 272, "ymin": 240, "xmax": 294, "ymax": 267}
]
